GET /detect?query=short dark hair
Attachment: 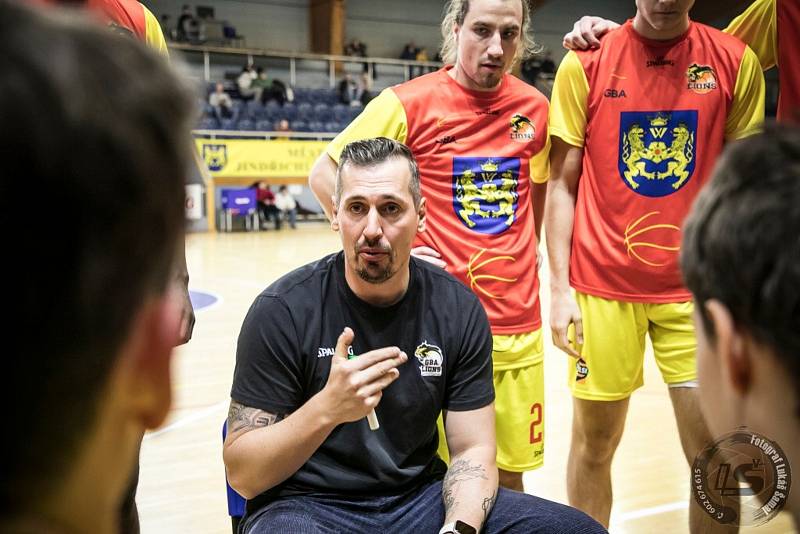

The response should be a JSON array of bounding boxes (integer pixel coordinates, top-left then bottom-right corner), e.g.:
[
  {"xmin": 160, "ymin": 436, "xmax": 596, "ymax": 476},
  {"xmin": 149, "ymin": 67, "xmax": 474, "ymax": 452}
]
[
  {"xmin": 681, "ymin": 124, "xmax": 800, "ymax": 388},
  {"xmin": 336, "ymin": 137, "xmax": 421, "ymax": 207},
  {"xmin": 0, "ymin": 0, "xmax": 193, "ymax": 509}
]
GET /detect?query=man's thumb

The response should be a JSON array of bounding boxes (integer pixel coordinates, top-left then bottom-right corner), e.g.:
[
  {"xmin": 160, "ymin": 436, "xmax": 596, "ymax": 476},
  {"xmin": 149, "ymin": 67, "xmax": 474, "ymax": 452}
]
[{"xmin": 334, "ymin": 327, "xmax": 354, "ymax": 360}]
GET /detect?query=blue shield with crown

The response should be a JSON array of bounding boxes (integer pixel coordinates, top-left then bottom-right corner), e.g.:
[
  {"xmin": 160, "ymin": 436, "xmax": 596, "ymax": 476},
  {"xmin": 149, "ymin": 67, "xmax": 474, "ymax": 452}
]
[
  {"xmin": 452, "ymin": 157, "xmax": 520, "ymax": 235},
  {"xmin": 618, "ymin": 110, "xmax": 698, "ymax": 197}
]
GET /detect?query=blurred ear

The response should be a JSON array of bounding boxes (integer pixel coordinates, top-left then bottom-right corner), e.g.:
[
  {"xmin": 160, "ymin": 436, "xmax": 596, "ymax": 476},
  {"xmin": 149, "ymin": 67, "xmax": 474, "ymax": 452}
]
[
  {"xmin": 705, "ymin": 299, "xmax": 751, "ymax": 396},
  {"xmin": 117, "ymin": 291, "xmax": 180, "ymax": 430},
  {"xmin": 417, "ymin": 197, "xmax": 427, "ymax": 232},
  {"xmin": 331, "ymin": 196, "xmax": 340, "ymax": 232}
]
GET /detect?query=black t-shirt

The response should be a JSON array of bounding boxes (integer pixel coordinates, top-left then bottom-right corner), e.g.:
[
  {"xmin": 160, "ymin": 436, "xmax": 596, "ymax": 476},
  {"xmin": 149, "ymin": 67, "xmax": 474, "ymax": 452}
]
[{"xmin": 231, "ymin": 252, "xmax": 494, "ymax": 509}]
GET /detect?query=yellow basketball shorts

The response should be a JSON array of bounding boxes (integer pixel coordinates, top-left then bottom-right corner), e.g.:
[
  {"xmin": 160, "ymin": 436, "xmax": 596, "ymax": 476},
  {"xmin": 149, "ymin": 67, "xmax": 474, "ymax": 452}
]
[
  {"xmin": 569, "ymin": 292, "xmax": 697, "ymax": 401},
  {"xmin": 437, "ymin": 329, "xmax": 545, "ymax": 472}
]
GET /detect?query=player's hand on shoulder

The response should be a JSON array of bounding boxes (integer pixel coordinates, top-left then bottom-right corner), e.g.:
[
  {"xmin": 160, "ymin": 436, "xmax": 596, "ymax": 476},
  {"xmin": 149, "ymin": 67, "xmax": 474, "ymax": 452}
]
[
  {"xmin": 562, "ymin": 16, "xmax": 619, "ymax": 50},
  {"xmin": 549, "ymin": 292, "xmax": 583, "ymax": 358},
  {"xmin": 411, "ymin": 246, "xmax": 446, "ymax": 269},
  {"xmin": 323, "ymin": 327, "xmax": 408, "ymax": 424}
]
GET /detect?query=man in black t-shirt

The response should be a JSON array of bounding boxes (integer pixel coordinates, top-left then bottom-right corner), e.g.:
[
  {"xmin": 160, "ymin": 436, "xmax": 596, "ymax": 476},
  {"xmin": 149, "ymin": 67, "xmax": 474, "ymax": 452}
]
[{"xmin": 224, "ymin": 137, "xmax": 606, "ymax": 534}]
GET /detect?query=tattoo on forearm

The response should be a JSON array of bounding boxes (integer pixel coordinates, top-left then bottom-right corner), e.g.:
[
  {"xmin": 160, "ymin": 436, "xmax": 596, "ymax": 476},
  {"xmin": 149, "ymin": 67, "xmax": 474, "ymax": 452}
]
[
  {"xmin": 227, "ymin": 401, "xmax": 284, "ymax": 434},
  {"xmin": 442, "ymin": 459, "xmax": 488, "ymax": 513},
  {"xmin": 482, "ymin": 489, "xmax": 498, "ymax": 522}
]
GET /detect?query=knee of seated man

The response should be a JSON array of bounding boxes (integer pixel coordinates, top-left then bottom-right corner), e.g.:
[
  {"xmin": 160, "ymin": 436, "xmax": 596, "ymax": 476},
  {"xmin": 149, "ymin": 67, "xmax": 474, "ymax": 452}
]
[
  {"xmin": 490, "ymin": 489, "xmax": 607, "ymax": 533},
  {"xmin": 244, "ymin": 504, "xmax": 320, "ymax": 533}
]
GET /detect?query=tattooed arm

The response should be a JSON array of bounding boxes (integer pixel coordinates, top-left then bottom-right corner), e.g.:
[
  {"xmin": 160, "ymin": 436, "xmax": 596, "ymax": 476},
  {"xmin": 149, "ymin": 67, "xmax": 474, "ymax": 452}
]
[
  {"xmin": 222, "ymin": 399, "xmax": 339, "ymax": 499},
  {"xmin": 441, "ymin": 404, "xmax": 499, "ymax": 531},
  {"xmin": 224, "ymin": 328, "xmax": 406, "ymax": 499}
]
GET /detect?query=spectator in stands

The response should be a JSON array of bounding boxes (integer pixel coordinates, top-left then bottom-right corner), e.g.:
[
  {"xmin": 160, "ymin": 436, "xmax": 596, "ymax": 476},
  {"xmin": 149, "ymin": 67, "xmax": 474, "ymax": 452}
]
[
  {"xmin": 414, "ymin": 47, "xmax": 429, "ymax": 78},
  {"xmin": 252, "ymin": 67, "xmax": 271, "ymax": 103},
  {"xmin": 520, "ymin": 54, "xmax": 543, "ymax": 86},
  {"xmin": 276, "ymin": 119, "xmax": 291, "ymax": 133},
  {"xmin": 345, "ymin": 38, "xmax": 371, "ymax": 77},
  {"xmin": 540, "ymin": 49, "xmax": 555, "ymax": 75},
  {"xmin": 237, "ymin": 64, "xmax": 259, "ymax": 101},
  {"xmin": 176, "ymin": 4, "xmax": 198, "ymax": 42},
  {"xmin": 254, "ymin": 181, "xmax": 281, "ymax": 230},
  {"xmin": 338, "ymin": 73, "xmax": 360, "ymax": 106},
  {"xmin": 159, "ymin": 14, "xmax": 176, "ymax": 41},
  {"xmin": 274, "ymin": 185, "xmax": 297, "ymax": 229},
  {"xmin": 209, "ymin": 82, "xmax": 236, "ymax": 122},
  {"xmin": 358, "ymin": 72, "xmax": 373, "ymax": 105},
  {"xmin": 270, "ymin": 78, "xmax": 293, "ymax": 105},
  {"xmin": 400, "ymin": 41, "xmax": 417, "ymax": 60}
]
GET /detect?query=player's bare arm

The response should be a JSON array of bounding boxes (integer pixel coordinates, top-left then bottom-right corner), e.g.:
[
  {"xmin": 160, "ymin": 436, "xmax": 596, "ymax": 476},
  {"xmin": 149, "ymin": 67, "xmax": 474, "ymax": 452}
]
[
  {"xmin": 308, "ymin": 152, "xmax": 338, "ymax": 221},
  {"xmin": 546, "ymin": 138, "xmax": 584, "ymax": 357}
]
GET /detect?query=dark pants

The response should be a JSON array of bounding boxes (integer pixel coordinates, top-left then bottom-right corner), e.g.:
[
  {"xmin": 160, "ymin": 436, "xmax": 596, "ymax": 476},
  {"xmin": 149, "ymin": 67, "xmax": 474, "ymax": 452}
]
[
  {"xmin": 259, "ymin": 204, "xmax": 281, "ymax": 230},
  {"xmin": 242, "ymin": 479, "xmax": 606, "ymax": 534}
]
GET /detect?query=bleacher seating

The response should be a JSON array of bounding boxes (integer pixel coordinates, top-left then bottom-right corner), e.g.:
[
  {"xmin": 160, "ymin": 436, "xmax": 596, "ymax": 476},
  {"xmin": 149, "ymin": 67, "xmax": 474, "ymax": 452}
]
[
  {"xmin": 197, "ymin": 82, "xmax": 369, "ymax": 134},
  {"xmin": 236, "ymin": 118, "xmax": 254, "ymax": 131}
]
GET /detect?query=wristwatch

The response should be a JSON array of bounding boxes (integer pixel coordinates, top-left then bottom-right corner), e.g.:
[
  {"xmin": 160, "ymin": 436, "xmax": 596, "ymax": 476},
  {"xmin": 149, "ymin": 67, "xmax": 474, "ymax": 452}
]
[{"xmin": 438, "ymin": 520, "xmax": 477, "ymax": 534}]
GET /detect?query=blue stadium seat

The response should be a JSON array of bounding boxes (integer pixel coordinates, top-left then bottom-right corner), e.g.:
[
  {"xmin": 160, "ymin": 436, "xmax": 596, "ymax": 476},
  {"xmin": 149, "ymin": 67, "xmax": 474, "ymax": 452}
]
[
  {"xmin": 245, "ymin": 100, "xmax": 264, "ymax": 120},
  {"xmin": 282, "ymin": 103, "xmax": 298, "ymax": 121},
  {"xmin": 236, "ymin": 119, "xmax": 254, "ymax": 131},
  {"xmin": 308, "ymin": 121, "xmax": 324, "ymax": 132},
  {"xmin": 324, "ymin": 121, "xmax": 341, "ymax": 133},
  {"xmin": 199, "ymin": 116, "xmax": 219, "ymax": 130},
  {"xmin": 265, "ymin": 103, "xmax": 281, "ymax": 121},
  {"xmin": 309, "ymin": 88, "xmax": 326, "ymax": 104},
  {"xmin": 324, "ymin": 89, "xmax": 339, "ymax": 105},
  {"xmin": 256, "ymin": 119, "xmax": 273, "ymax": 131},
  {"xmin": 332, "ymin": 103, "xmax": 348, "ymax": 122},
  {"xmin": 297, "ymin": 102, "xmax": 314, "ymax": 122},
  {"xmin": 293, "ymin": 87, "xmax": 311, "ymax": 104},
  {"xmin": 220, "ymin": 118, "xmax": 237, "ymax": 130},
  {"xmin": 313, "ymin": 103, "xmax": 331, "ymax": 122},
  {"xmin": 348, "ymin": 104, "xmax": 363, "ymax": 121},
  {"xmin": 291, "ymin": 120, "xmax": 308, "ymax": 132}
]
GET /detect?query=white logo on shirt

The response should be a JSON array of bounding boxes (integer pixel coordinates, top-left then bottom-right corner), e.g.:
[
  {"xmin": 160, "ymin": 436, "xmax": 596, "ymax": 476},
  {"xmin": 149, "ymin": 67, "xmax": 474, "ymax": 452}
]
[
  {"xmin": 317, "ymin": 346, "xmax": 355, "ymax": 358},
  {"xmin": 415, "ymin": 341, "xmax": 443, "ymax": 377}
]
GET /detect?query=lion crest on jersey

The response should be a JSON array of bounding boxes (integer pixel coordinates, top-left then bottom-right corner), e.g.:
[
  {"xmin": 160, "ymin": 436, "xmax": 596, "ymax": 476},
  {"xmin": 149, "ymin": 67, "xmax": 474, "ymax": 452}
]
[
  {"xmin": 202, "ymin": 143, "xmax": 228, "ymax": 172},
  {"xmin": 618, "ymin": 111, "xmax": 697, "ymax": 197},
  {"xmin": 686, "ymin": 63, "xmax": 718, "ymax": 94},
  {"xmin": 415, "ymin": 341, "xmax": 443, "ymax": 377},
  {"xmin": 509, "ymin": 113, "xmax": 535, "ymax": 142},
  {"xmin": 452, "ymin": 157, "xmax": 520, "ymax": 234}
]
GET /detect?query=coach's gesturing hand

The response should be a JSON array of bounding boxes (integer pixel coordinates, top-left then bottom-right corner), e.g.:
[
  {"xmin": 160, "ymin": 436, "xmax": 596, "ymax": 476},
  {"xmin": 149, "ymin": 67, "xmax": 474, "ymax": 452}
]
[{"xmin": 321, "ymin": 327, "xmax": 407, "ymax": 425}]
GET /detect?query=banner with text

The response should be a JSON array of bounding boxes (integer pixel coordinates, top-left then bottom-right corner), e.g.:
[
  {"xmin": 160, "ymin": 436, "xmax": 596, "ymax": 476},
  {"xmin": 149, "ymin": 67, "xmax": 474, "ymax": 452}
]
[{"xmin": 195, "ymin": 139, "xmax": 327, "ymax": 178}]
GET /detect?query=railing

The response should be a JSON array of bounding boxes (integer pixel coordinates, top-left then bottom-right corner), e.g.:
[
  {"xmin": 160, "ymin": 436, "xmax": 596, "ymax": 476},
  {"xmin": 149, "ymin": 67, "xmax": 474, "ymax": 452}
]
[
  {"xmin": 169, "ymin": 42, "xmax": 443, "ymax": 87},
  {"xmin": 192, "ymin": 129, "xmax": 336, "ymax": 141}
]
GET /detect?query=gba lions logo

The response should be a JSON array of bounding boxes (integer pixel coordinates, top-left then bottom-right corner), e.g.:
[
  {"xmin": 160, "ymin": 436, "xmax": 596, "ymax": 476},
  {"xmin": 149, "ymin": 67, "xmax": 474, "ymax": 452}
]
[
  {"xmin": 686, "ymin": 63, "xmax": 718, "ymax": 94},
  {"xmin": 618, "ymin": 111, "xmax": 697, "ymax": 197},
  {"xmin": 415, "ymin": 341, "xmax": 443, "ymax": 377},
  {"xmin": 202, "ymin": 143, "xmax": 228, "ymax": 172},
  {"xmin": 509, "ymin": 113, "xmax": 535, "ymax": 143},
  {"xmin": 452, "ymin": 157, "xmax": 520, "ymax": 234}
]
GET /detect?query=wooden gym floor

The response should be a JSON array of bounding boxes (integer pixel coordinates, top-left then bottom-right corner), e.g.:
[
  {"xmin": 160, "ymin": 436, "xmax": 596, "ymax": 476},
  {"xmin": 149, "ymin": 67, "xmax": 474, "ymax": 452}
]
[{"xmin": 137, "ymin": 224, "xmax": 795, "ymax": 533}]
